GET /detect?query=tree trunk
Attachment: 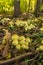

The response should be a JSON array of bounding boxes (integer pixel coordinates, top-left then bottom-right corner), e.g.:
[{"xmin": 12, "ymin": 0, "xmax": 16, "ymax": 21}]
[
  {"xmin": 34, "ymin": 0, "xmax": 42, "ymax": 17},
  {"xmin": 14, "ymin": 0, "xmax": 21, "ymax": 17}
]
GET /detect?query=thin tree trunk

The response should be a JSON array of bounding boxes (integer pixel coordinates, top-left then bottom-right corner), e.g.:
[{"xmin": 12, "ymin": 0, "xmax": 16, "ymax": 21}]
[
  {"xmin": 14, "ymin": 0, "xmax": 21, "ymax": 17},
  {"xmin": 34, "ymin": 0, "xmax": 42, "ymax": 17}
]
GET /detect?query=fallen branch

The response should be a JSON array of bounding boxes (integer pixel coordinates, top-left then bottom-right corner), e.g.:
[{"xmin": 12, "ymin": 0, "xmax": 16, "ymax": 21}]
[{"xmin": 0, "ymin": 51, "xmax": 38, "ymax": 64}]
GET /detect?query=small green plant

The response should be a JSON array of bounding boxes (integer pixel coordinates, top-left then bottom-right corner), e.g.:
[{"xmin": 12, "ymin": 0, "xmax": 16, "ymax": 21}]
[{"xmin": 11, "ymin": 34, "xmax": 31, "ymax": 51}]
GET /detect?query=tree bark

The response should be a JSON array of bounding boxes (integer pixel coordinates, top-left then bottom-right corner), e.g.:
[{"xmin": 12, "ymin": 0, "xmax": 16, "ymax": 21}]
[
  {"xmin": 14, "ymin": 0, "xmax": 21, "ymax": 17},
  {"xmin": 34, "ymin": 0, "xmax": 42, "ymax": 17}
]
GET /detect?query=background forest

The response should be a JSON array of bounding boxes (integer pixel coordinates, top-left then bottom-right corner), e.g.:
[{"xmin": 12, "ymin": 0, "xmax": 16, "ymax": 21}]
[
  {"xmin": 0, "ymin": 0, "xmax": 43, "ymax": 65},
  {"xmin": 0, "ymin": 0, "xmax": 43, "ymax": 15}
]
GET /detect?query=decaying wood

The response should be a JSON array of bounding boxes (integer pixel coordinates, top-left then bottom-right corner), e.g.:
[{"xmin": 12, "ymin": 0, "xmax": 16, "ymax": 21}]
[
  {"xmin": 2, "ymin": 30, "xmax": 11, "ymax": 57},
  {"xmin": 0, "ymin": 44, "xmax": 4, "ymax": 51},
  {"xmin": 2, "ymin": 43, "xmax": 9, "ymax": 57}
]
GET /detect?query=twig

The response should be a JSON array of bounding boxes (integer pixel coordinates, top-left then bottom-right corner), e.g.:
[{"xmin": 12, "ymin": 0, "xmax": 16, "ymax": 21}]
[
  {"xmin": 0, "ymin": 52, "xmax": 34, "ymax": 64},
  {"xmin": 25, "ymin": 53, "xmax": 39, "ymax": 63}
]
